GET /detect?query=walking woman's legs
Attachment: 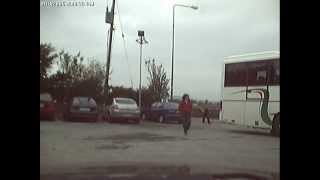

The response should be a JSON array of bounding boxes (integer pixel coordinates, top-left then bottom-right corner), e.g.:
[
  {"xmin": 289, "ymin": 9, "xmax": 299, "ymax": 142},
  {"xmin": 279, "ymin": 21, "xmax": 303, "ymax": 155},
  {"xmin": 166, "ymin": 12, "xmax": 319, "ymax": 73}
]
[
  {"xmin": 182, "ymin": 113, "xmax": 191, "ymax": 135},
  {"xmin": 182, "ymin": 113, "xmax": 188, "ymax": 135},
  {"xmin": 186, "ymin": 114, "xmax": 191, "ymax": 133},
  {"xmin": 187, "ymin": 116, "xmax": 191, "ymax": 131},
  {"xmin": 202, "ymin": 114, "xmax": 205, "ymax": 123}
]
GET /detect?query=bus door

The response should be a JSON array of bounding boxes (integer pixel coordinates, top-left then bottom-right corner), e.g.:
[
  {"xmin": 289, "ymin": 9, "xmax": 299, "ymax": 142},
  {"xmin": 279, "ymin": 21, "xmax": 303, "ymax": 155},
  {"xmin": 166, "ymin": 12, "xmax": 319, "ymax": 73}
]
[
  {"xmin": 223, "ymin": 62, "xmax": 247, "ymax": 125},
  {"xmin": 245, "ymin": 60, "xmax": 270, "ymax": 128}
]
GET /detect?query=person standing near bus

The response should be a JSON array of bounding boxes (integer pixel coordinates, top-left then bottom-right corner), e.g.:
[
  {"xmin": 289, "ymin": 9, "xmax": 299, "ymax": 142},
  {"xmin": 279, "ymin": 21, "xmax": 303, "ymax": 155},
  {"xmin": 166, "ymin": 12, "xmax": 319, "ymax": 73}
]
[
  {"xmin": 201, "ymin": 100, "xmax": 211, "ymax": 125},
  {"xmin": 178, "ymin": 94, "xmax": 193, "ymax": 136}
]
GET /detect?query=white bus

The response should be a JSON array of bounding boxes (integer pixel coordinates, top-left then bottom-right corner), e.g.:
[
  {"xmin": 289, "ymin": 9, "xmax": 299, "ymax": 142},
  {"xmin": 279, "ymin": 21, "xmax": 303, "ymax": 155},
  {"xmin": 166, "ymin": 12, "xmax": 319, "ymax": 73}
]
[{"xmin": 220, "ymin": 51, "xmax": 280, "ymax": 135}]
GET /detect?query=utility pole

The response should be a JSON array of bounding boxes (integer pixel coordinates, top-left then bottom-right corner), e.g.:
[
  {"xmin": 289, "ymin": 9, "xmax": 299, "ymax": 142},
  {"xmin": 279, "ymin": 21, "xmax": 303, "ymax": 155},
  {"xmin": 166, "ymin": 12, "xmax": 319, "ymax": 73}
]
[
  {"xmin": 136, "ymin": 30, "xmax": 148, "ymax": 110},
  {"xmin": 104, "ymin": 0, "xmax": 116, "ymax": 102},
  {"xmin": 170, "ymin": 5, "xmax": 175, "ymax": 101}
]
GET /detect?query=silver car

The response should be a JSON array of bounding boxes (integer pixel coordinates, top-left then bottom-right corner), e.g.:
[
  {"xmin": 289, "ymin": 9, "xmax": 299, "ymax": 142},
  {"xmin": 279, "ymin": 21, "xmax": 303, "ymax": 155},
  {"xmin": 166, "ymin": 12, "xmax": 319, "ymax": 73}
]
[{"xmin": 107, "ymin": 97, "xmax": 140, "ymax": 123}]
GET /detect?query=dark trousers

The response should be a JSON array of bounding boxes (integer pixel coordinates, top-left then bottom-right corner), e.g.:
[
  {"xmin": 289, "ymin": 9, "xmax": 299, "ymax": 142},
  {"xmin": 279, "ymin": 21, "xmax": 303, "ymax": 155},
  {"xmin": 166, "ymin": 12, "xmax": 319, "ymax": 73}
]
[
  {"xmin": 202, "ymin": 111, "xmax": 210, "ymax": 124},
  {"xmin": 182, "ymin": 113, "xmax": 191, "ymax": 134}
]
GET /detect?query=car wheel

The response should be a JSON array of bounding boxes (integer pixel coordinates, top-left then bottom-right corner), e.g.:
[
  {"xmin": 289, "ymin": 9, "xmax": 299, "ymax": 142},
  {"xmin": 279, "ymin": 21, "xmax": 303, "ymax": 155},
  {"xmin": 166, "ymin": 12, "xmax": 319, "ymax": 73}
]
[
  {"xmin": 159, "ymin": 116, "xmax": 164, "ymax": 123},
  {"xmin": 271, "ymin": 113, "xmax": 280, "ymax": 137}
]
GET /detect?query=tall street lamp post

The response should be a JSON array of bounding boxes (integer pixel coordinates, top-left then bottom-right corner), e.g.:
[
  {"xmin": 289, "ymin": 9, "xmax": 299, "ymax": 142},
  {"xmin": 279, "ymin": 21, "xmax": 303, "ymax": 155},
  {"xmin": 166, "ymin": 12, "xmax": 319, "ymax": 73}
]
[
  {"xmin": 171, "ymin": 4, "xmax": 198, "ymax": 100},
  {"xmin": 136, "ymin": 30, "xmax": 148, "ymax": 110}
]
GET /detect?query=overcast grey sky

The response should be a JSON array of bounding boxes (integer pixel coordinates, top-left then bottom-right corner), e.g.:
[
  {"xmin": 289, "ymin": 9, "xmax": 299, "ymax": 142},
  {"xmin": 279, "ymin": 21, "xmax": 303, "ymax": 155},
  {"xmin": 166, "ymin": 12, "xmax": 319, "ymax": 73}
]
[{"xmin": 40, "ymin": 0, "xmax": 279, "ymax": 101}]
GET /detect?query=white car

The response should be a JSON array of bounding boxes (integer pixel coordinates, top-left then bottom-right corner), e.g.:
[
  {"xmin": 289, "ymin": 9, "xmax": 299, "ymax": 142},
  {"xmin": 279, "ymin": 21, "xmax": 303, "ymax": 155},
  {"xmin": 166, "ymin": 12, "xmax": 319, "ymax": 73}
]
[{"xmin": 107, "ymin": 97, "xmax": 140, "ymax": 123}]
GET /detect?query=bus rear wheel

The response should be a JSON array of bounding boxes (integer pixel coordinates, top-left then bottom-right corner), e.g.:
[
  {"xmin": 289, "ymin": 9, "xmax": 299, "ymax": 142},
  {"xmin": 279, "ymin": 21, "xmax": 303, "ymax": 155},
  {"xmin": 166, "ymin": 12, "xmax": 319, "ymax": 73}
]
[{"xmin": 271, "ymin": 113, "xmax": 280, "ymax": 137}]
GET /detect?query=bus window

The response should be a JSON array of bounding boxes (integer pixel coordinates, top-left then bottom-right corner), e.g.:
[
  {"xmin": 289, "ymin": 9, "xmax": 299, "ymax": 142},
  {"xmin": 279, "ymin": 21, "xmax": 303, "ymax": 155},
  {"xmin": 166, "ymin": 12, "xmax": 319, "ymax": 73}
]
[
  {"xmin": 247, "ymin": 61, "xmax": 269, "ymax": 86},
  {"xmin": 268, "ymin": 59, "xmax": 280, "ymax": 85},
  {"xmin": 257, "ymin": 70, "xmax": 267, "ymax": 81},
  {"xmin": 224, "ymin": 63, "xmax": 247, "ymax": 87}
]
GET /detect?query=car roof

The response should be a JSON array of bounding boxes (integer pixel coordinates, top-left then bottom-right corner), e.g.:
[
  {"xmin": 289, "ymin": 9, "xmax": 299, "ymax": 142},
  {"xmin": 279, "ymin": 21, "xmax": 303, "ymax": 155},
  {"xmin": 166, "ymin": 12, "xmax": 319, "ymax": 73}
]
[
  {"xmin": 166, "ymin": 101, "xmax": 178, "ymax": 104},
  {"xmin": 152, "ymin": 102, "xmax": 178, "ymax": 106}
]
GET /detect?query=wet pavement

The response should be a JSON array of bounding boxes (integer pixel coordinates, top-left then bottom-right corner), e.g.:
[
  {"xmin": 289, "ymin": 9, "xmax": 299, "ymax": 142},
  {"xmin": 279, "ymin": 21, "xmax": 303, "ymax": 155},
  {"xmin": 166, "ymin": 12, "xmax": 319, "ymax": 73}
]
[{"xmin": 40, "ymin": 118, "xmax": 279, "ymax": 179}]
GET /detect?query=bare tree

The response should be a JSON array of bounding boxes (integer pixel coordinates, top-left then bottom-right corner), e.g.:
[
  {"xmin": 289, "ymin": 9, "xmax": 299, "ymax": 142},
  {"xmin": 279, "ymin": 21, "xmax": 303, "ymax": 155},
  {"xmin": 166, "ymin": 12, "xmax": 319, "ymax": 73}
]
[
  {"xmin": 42, "ymin": 44, "xmax": 112, "ymax": 103},
  {"xmin": 145, "ymin": 58, "xmax": 170, "ymax": 102},
  {"xmin": 40, "ymin": 43, "xmax": 58, "ymax": 92}
]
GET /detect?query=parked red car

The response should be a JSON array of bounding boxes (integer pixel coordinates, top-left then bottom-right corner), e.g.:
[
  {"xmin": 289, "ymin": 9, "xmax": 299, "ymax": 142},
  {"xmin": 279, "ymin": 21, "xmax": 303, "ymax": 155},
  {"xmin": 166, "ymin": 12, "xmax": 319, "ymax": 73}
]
[{"xmin": 40, "ymin": 93, "xmax": 56, "ymax": 121}]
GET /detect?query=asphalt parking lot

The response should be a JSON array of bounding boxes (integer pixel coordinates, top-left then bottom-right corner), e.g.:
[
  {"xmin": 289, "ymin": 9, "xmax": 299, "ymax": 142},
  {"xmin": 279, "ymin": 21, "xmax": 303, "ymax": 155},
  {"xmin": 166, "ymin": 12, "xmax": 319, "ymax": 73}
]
[{"xmin": 40, "ymin": 118, "xmax": 279, "ymax": 180}]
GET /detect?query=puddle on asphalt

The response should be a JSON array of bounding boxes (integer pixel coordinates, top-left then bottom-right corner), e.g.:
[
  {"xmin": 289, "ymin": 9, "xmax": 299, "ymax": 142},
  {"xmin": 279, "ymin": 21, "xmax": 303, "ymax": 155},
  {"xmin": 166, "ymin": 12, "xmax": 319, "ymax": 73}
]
[
  {"xmin": 85, "ymin": 132, "xmax": 188, "ymax": 142},
  {"xmin": 96, "ymin": 144, "xmax": 131, "ymax": 150}
]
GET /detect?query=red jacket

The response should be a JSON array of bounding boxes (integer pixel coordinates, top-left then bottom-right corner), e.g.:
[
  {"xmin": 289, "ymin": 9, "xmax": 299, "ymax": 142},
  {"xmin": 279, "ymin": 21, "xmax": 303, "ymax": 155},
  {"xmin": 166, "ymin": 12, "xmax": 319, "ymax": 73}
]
[{"xmin": 178, "ymin": 100, "xmax": 192, "ymax": 113}]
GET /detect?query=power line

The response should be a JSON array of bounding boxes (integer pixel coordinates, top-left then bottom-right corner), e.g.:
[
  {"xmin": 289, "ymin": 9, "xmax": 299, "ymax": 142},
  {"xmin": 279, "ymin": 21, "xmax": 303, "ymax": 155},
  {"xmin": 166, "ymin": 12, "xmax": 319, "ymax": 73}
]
[{"xmin": 116, "ymin": 1, "xmax": 134, "ymax": 89}]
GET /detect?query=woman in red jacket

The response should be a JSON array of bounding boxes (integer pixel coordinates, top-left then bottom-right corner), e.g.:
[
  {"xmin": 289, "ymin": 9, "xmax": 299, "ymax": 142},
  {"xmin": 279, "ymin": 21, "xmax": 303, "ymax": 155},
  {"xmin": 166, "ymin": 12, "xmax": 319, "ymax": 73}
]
[{"xmin": 178, "ymin": 94, "xmax": 192, "ymax": 136}]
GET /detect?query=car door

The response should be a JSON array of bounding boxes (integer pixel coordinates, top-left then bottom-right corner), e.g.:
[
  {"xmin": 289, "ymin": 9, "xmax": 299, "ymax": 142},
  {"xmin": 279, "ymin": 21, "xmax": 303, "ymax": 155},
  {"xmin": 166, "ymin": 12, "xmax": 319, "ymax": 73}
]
[
  {"xmin": 150, "ymin": 102, "xmax": 160, "ymax": 121},
  {"xmin": 165, "ymin": 103, "xmax": 176, "ymax": 115},
  {"xmin": 145, "ymin": 103, "xmax": 155, "ymax": 120},
  {"xmin": 108, "ymin": 98, "xmax": 116, "ymax": 114},
  {"xmin": 154, "ymin": 102, "xmax": 165, "ymax": 120},
  {"xmin": 159, "ymin": 103, "xmax": 169, "ymax": 118}
]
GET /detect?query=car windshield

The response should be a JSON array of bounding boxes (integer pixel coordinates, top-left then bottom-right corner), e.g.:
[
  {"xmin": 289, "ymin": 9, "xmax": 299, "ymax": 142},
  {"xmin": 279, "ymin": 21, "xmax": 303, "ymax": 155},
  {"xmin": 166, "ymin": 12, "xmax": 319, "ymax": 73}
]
[
  {"xmin": 116, "ymin": 98, "xmax": 136, "ymax": 105},
  {"xmin": 40, "ymin": 93, "xmax": 52, "ymax": 102},
  {"xmin": 164, "ymin": 102, "xmax": 179, "ymax": 109},
  {"xmin": 73, "ymin": 97, "xmax": 96, "ymax": 106}
]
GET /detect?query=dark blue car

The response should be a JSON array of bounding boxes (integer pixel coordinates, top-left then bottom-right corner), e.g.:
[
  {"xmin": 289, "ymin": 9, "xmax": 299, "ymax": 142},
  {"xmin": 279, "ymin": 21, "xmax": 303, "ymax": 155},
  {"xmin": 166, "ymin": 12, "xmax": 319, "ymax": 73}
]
[{"xmin": 141, "ymin": 102, "xmax": 182, "ymax": 123}]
